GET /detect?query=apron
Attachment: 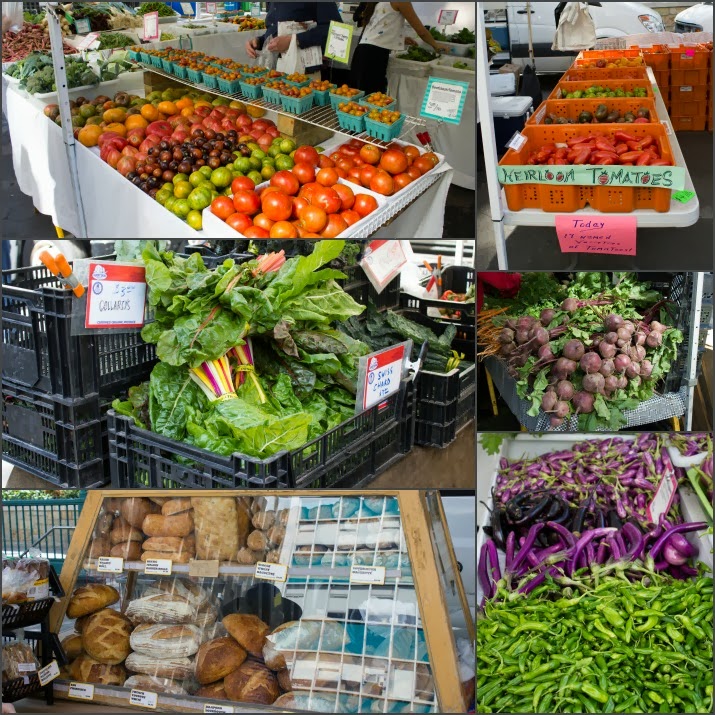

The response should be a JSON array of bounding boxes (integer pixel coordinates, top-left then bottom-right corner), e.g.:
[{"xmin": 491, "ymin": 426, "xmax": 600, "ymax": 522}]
[{"xmin": 275, "ymin": 20, "xmax": 323, "ymax": 78}]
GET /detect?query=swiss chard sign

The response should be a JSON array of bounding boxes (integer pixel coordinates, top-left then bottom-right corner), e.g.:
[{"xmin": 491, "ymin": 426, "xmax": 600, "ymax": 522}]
[{"xmin": 498, "ymin": 164, "xmax": 686, "ymax": 190}]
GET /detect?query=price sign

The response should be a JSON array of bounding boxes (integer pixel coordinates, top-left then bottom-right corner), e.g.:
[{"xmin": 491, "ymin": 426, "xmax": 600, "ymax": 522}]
[
  {"xmin": 647, "ymin": 469, "xmax": 679, "ymax": 523},
  {"xmin": 17, "ymin": 663, "xmax": 36, "ymax": 673},
  {"xmin": 673, "ymin": 189, "xmax": 696, "ymax": 203},
  {"xmin": 76, "ymin": 32, "xmax": 99, "ymax": 50},
  {"xmin": 204, "ymin": 704, "xmax": 235, "ymax": 713},
  {"xmin": 144, "ymin": 558, "xmax": 173, "ymax": 576},
  {"xmin": 143, "ymin": 10, "xmax": 160, "ymax": 41},
  {"xmin": 437, "ymin": 9, "xmax": 459, "ymax": 25},
  {"xmin": 75, "ymin": 18, "xmax": 91, "ymax": 34},
  {"xmin": 251, "ymin": 3, "xmax": 261, "ymax": 16},
  {"xmin": 255, "ymin": 561, "xmax": 288, "ymax": 583},
  {"xmin": 357, "ymin": 342, "xmax": 410, "ymax": 412},
  {"xmin": 360, "ymin": 240, "xmax": 408, "ymax": 290},
  {"xmin": 68, "ymin": 682, "xmax": 95, "ymax": 701},
  {"xmin": 85, "ymin": 263, "xmax": 147, "ymax": 329},
  {"xmin": 325, "ymin": 21, "xmax": 354, "ymax": 63},
  {"xmin": 350, "ymin": 565, "xmax": 386, "ymax": 585},
  {"xmin": 38, "ymin": 660, "xmax": 60, "ymax": 687},
  {"xmin": 97, "ymin": 556, "xmax": 124, "ymax": 573},
  {"xmin": 555, "ymin": 215, "xmax": 637, "ymax": 256},
  {"xmin": 207, "ymin": 2, "xmax": 217, "ymax": 13},
  {"xmin": 420, "ymin": 77, "xmax": 469, "ymax": 125},
  {"xmin": 130, "ymin": 689, "xmax": 158, "ymax": 709},
  {"xmin": 189, "ymin": 559, "xmax": 220, "ymax": 578},
  {"xmin": 506, "ymin": 131, "xmax": 527, "ymax": 151}
]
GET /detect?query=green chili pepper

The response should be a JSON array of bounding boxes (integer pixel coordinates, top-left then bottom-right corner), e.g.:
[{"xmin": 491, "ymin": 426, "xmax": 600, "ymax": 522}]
[
  {"xmin": 582, "ymin": 683, "xmax": 609, "ymax": 704},
  {"xmin": 593, "ymin": 618, "xmax": 616, "ymax": 639},
  {"xmin": 666, "ymin": 623, "xmax": 685, "ymax": 642},
  {"xmin": 602, "ymin": 606, "xmax": 625, "ymax": 628},
  {"xmin": 635, "ymin": 615, "xmax": 658, "ymax": 632}
]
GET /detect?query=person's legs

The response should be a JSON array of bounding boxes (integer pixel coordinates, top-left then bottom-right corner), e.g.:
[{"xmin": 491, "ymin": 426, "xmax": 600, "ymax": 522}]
[{"xmin": 350, "ymin": 44, "xmax": 390, "ymax": 94}]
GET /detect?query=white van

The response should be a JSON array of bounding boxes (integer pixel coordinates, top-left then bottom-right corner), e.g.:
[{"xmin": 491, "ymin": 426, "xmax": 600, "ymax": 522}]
[
  {"xmin": 501, "ymin": 1, "xmax": 665, "ymax": 72},
  {"xmin": 675, "ymin": 2, "xmax": 713, "ymax": 32}
]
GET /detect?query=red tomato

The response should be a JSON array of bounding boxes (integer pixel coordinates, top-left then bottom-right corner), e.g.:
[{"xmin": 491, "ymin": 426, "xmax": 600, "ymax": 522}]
[
  {"xmin": 252, "ymin": 213, "xmax": 275, "ymax": 231},
  {"xmin": 298, "ymin": 181, "xmax": 321, "ymax": 203},
  {"xmin": 211, "ymin": 196, "xmax": 236, "ymax": 220},
  {"xmin": 336, "ymin": 157, "xmax": 355, "ymax": 173},
  {"xmin": 316, "ymin": 167, "xmax": 339, "ymax": 187},
  {"xmin": 334, "ymin": 167, "xmax": 348, "ymax": 179},
  {"xmin": 321, "ymin": 214, "xmax": 348, "ymax": 238},
  {"xmin": 294, "ymin": 145, "xmax": 320, "ymax": 167},
  {"xmin": 232, "ymin": 190, "xmax": 261, "ymax": 215},
  {"xmin": 354, "ymin": 193, "xmax": 378, "ymax": 217},
  {"xmin": 243, "ymin": 225, "xmax": 270, "ymax": 238},
  {"xmin": 329, "ymin": 151, "xmax": 342, "ymax": 163},
  {"xmin": 348, "ymin": 167, "xmax": 363, "ymax": 183},
  {"xmin": 292, "ymin": 196, "xmax": 309, "ymax": 219},
  {"xmin": 269, "ymin": 220, "xmax": 298, "ymax": 238},
  {"xmin": 423, "ymin": 151, "xmax": 440, "ymax": 167},
  {"xmin": 261, "ymin": 191, "xmax": 293, "ymax": 221},
  {"xmin": 413, "ymin": 156, "xmax": 434, "ymax": 175},
  {"xmin": 406, "ymin": 165, "xmax": 422, "ymax": 180},
  {"xmin": 312, "ymin": 186, "xmax": 342, "ymax": 214},
  {"xmin": 231, "ymin": 176, "xmax": 255, "ymax": 194},
  {"xmin": 379, "ymin": 148, "xmax": 408, "ymax": 175},
  {"xmin": 341, "ymin": 209, "xmax": 360, "ymax": 227},
  {"xmin": 349, "ymin": 138, "xmax": 365, "ymax": 149},
  {"xmin": 318, "ymin": 154, "xmax": 335, "ymax": 169},
  {"xmin": 359, "ymin": 144, "xmax": 381, "ymax": 165},
  {"xmin": 298, "ymin": 204, "xmax": 328, "ymax": 233},
  {"xmin": 340, "ymin": 145, "xmax": 359, "ymax": 158},
  {"xmin": 352, "ymin": 156, "xmax": 365, "ymax": 166},
  {"xmin": 393, "ymin": 172, "xmax": 414, "ymax": 191},
  {"xmin": 403, "ymin": 145, "xmax": 420, "ymax": 162},
  {"xmin": 226, "ymin": 212, "xmax": 253, "ymax": 234},
  {"xmin": 333, "ymin": 183, "xmax": 355, "ymax": 211},
  {"xmin": 270, "ymin": 170, "xmax": 300, "ymax": 196},
  {"xmin": 359, "ymin": 165, "xmax": 378, "ymax": 188},
  {"xmin": 292, "ymin": 162, "xmax": 316, "ymax": 185},
  {"xmin": 369, "ymin": 170, "xmax": 395, "ymax": 196}
]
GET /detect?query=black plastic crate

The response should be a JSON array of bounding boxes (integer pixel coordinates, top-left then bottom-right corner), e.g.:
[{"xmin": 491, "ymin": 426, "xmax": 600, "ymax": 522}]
[
  {"xmin": 367, "ymin": 272, "xmax": 401, "ymax": 312},
  {"xmin": 2, "ymin": 565, "xmax": 64, "ymax": 631},
  {"xmin": 2, "ymin": 263, "xmax": 156, "ymax": 399},
  {"xmin": 2, "ymin": 381, "xmax": 110, "ymax": 488},
  {"xmin": 109, "ymin": 378, "xmax": 414, "ymax": 490},
  {"xmin": 401, "ymin": 265, "xmax": 475, "ymax": 322},
  {"xmin": 177, "ymin": 247, "xmax": 254, "ymax": 269}
]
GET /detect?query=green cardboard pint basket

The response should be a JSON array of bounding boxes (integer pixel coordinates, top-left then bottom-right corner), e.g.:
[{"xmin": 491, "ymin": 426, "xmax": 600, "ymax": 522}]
[
  {"xmin": 280, "ymin": 91, "xmax": 315, "ymax": 115},
  {"xmin": 336, "ymin": 108, "xmax": 366, "ymax": 133},
  {"xmin": 239, "ymin": 79, "xmax": 265, "ymax": 99},
  {"xmin": 364, "ymin": 114, "xmax": 406, "ymax": 141},
  {"xmin": 329, "ymin": 89, "xmax": 365, "ymax": 110}
]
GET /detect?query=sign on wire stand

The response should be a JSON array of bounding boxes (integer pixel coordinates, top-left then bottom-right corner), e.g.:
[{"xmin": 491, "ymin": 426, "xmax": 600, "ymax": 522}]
[
  {"xmin": 437, "ymin": 9, "xmax": 459, "ymax": 25},
  {"xmin": 143, "ymin": 11, "xmax": 160, "ymax": 41},
  {"xmin": 356, "ymin": 341, "xmax": 412, "ymax": 413},
  {"xmin": 555, "ymin": 215, "xmax": 637, "ymax": 256},
  {"xmin": 420, "ymin": 77, "xmax": 469, "ymax": 124},
  {"xmin": 325, "ymin": 21, "xmax": 354, "ymax": 63},
  {"xmin": 360, "ymin": 240, "xmax": 409, "ymax": 292},
  {"xmin": 85, "ymin": 263, "xmax": 147, "ymax": 329}
]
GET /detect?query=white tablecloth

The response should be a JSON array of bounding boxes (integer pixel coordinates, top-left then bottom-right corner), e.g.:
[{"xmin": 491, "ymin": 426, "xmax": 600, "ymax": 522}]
[
  {"xmin": 143, "ymin": 28, "xmax": 264, "ymax": 65},
  {"xmin": 387, "ymin": 71, "xmax": 475, "ymax": 190}
]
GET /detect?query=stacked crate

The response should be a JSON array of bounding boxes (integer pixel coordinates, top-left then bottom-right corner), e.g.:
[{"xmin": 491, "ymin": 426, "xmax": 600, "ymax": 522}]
[
  {"xmin": 669, "ymin": 45, "xmax": 710, "ymax": 132},
  {"xmin": 641, "ymin": 45, "xmax": 671, "ymax": 112}
]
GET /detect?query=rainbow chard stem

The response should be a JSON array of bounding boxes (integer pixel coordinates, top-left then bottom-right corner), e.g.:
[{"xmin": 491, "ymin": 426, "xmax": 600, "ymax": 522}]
[
  {"xmin": 230, "ymin": 338, "xmax": 267, "ymax": 403},
  {"xmin": 189, "ymin": 354, "xmax": 237, "ymax": 401}
]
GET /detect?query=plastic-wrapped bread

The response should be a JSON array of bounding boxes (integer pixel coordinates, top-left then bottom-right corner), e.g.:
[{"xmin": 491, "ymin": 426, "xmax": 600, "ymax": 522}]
[
  {"xmin": 265, "ymin": 549, "xmax": 281, "ymax": 564},
  {"xmin": 141, "ymin": 535, "xmax": 196, "ymax": 555},
  {"xmin": 129, "ymin": 624, "xmax": 202, "ymax": 659},
  {"xmin": 142, "ymin": 512, "xmax": 194, "ymax": 538},
  {"xmin": 191, "ymin": 498, "xmax": 239, "ymax": 561},
  {"xmin": 161, "ymin": 498, "xmax": 193, "ymax": 516},
  {"xmin": 236, "ymin": 547, "xmax": 265, "ymax": 565},
  {"xmin": 110, "ymin": 541, "xmax": 142, "ymax": 560},
  {"xmin": 273, "ymin": 692, "xmax": 342, "ymax": 712},
  {"xmin": 94, "ymin": 511, "xmax": 115, "ymax": 537},
  {"xmin": 266, "ymin": 525, "xmax": 285, "ymax": 547},
  {"xmin": 141, "ymin": 579, "xmax": 210, "ymax": 610},
  {"xmin": 87, "ymin": 537, "xmax": 111, "ymax": 560},
  {"xmin": 236, "ymin": 499, "xmax": 252, "ymax": 549},
  {"xmin": 124, "ymin": 674, "xmax": 187, "ymax": 695},
  {"xmin": 120, "ymin": 498, "xmax": 160, "ymax": 529},
  {"xmin": 276, "ymin": 509, "xmax": 290, "ymax": 526},
  {"xmin": 2, "ymin": 642, "xmax": 39, "ymax": 681},
  {"xmin": 252, "ymin": 510, "xmax": 275, "ymax": 531},
  {"xmin": 126, "ymin": 594, "xmax": 197, "ymax": 625},
  {"xmin": 124, "ymin": 652, "xmax": 195, "ymax": 681},
  {"xmin": 110, "ymin": 519, "xmax": 144, "ymax": 545},
  {"xmin": 263, "ymin": 620, "xmax": 345, "ymax": 670},
  {"xmin": 247, "ymin": 530, "xmax": 268, "ymax": 552}
]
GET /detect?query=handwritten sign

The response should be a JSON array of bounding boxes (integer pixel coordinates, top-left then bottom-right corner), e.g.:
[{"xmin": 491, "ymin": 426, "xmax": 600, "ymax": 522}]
[
  {"xmin": 357, "ymin": 342, "xmax": 410, "ymax": 412},
  {"xmin": 437, "ymin": 9, "xmax": 459, "ymax": 25},
  {"xmin": 75, "ymin": 18, "xmax": 91, "ymax": 34},
  {"xmin": 204, "ymin": 705, "xmax": 235, "ymax": 714},
  {"xmin": 506, "ymin": 131, "xmax": 527, "ymax": 151},
  {"xmin": 498, "ymin": 165, "xmax": 686, "ymax": 190},
  {"xmin": 325, "ymin": 21, "xmax": 354, "ymax": 63},
  {"xmin": 130, "ymin": 689, "xmax": 158, "ymax": 709},
  {"xmin": 85, "ymin": 263, "xmax": 146, "ymax": 329},
  {"xmin": 360, "ymin": 240, "xmax": 408, "ymax": 290},
  {"xmin": 255, "ymin": 561, "xmax": 288, "ymax": 582},
  {"xmin": 68, "ymin": 683, "xmax": 95, "ymax": 701},
  {"xmin": 144, "ymin": 558, "xmax": 173, "ymax": 576},
  {"xmin": 76, "ymin": 32, "xmax": 99, "ymax": 51},
  {"xmin": 420, "ymin": 77, "xmax": 469, "ymax": 125},
  {"xmin": 143, "ymin": 11, "xmax": 160, "ymax": 41},
  {"xmin": 38, "ymin": 660, "xmax": 60, "ymax": 687},
  {"xmin": 647, "ymin": 468, "xmax": 678, "ymax": 523},
  {"xmin": 556, "ymin": 215, "xmax": 637, "ymax": 256},
  {"xmin": 350, "ymin": 565, "xmax": 386, "ymax": 585},
  {"xmin": 97, "ymin": 556, "xmax": 124, "ymax": 574}
]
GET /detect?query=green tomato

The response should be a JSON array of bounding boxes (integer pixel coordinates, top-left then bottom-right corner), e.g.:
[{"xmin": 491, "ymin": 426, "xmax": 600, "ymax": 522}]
[
  {"xmin": 279, "ymin": 138, "xmax": 296, "ymax": 154},
  {"xmin": 186, "ymin": 209, "xmax": 203, "ymax": 230},
  {"xmin": 188, "ymin": 187, "xmax": 212, "ymax": 211},
  {"xmin": 199, "ymin": 165, "xmax": 213, "ymax": 179},
  {"xmin": 210, "ymin": 166, "xmax": 233, "ymax": 188},
  {"xmin": 172, "ymin": 198, "xmax": 191, "ymax": 219},
  {"xmin": 248, "ymin": 156, "xmax": 262, "ymax": 171},
  {"xmin": 268, "ymin": 144, "xmax": 282, "ymax": 158},
  {"xmin": 189, "ymin": 171, "xmax": 205, "ymax": 188},
  {"xmin": 251, "ymin": 148, "xmax": 266, "ymax": 160},
  {"xmin": 261, "ymin": 164, "xmax": 276, "ymax": 180},
  {"xmin": 247, "ymin": 170, "xmax": 263, "ymax": 186},
  {"xmin": 275, "ymin": 155, "xmax": 294, "ymax": 171},
  {"xmin": 234, "ymin": 157, "xmax": 251, "ymax": 173},
  {"xmin": 172, "ymin": 173, "xmax": 189, "ymax": 185}
]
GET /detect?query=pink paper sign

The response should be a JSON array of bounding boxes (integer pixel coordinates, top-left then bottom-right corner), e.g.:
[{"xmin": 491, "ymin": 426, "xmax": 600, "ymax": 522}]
[{"xmin": 555, "ymin": 215, "xmax": 637, "ymax": 255}]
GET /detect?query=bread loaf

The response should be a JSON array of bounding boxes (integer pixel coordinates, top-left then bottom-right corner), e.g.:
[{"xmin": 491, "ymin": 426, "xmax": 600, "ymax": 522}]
[
  {"xmin": 263, "ymin": 621, "xmax": 344, "ymax": 670},
  {"xmin": 236, "ymin": 547, "xmax": 264, "ymax": 565},
  {"xmin": 87, "ymin": 537, "xmax": 111, "ymax": 560},
  {"xmin": 120, "ymin": 498, "xmax": 159, "ymax": 529},
  {"xmin": 192, "ymin": 498, "xmax": 239, "ymax": 561},
  {"xmin": 236, "ymin": 499, "xmax": 252, "ymax": 550},
  {"xmin": 149, "ymin": 497, "xmax": 170, "ymax": 506},
  {"xmin": 161, "ymin": 498, "xmax": 193, "ymax": 516},
  {"xmin": 124, "ymin": 674, "xmax": 187, "ymax": 695},
  {"xmin": 110, "ymin": 541, "xmax": 142, "ymax": 561},
  {"xmin": 266, "ymin": 525, "xmax": 285, "ymax": 547},
  {"xmin": 195, "ymin": 637, "xmax": 247, "ymax": 685},
  {"xmin": 129, "ymin": 623, "xmax": 201, "ymax": 659},
  {"xmin": 195, "ymin": 605, "xmax": 218, "ymax": 629},
  {"xmin": 142, "ymin": 512, "xmax": 194, "ymax": 538},
  {"xmin": 224, "ymin": 660, "xmax": 279, "ymax": 704},
  {"xmin": 94, "ymin": 511, "xmax": 115, "ymax": 537},
  {"xmin": 222, "ymin": 614, "xmax": 270, "ymax": 658},
  {"xmin": 74, "ymin": 615, "xmax": 90, "ymax": 634},
  {"xmin": 276, "ymin": 509, "xmax": 290, "ymax": 526},
  {"xmin": 196, "ymin": 682, "xmax": 228, "ymax": 700},
  {"xmin": 252, "ymin": 510, "xmax": 275, "ymax": 531},
  {"xmin": 142, "ymin": 535, "xmax": 196, "ymax": 554},
  {"xmin": 61, "ymin": 633, "xmax": 84, "ymax": 661},
  {"xmin": 110, "ymin": 520, "xmax": 144, "ymax": 545},
  {"xmin": 142, "ymin": 578, "xmax": 209, "ymax": 610},
  {"xmin": 140, "ymin": 550, "xmax": 193, "ymax": 564},
  {"xmin": 101, "ymin": 498, "xmax": 122, "ymax": 515},
  {"xmin": 124, "ymin": 652, "xmax": 195, "ymax": 680},
  {"xmin": 247, "ymin": 530, "xmax": 268, "ymax": 552},
  {"xmin": 67, "ymin": 584, "xmax": 120, "ymax": 619},
  {"xmin": 68, "ymin": 654, "xmax": 126, "ymax": 685},
  {"xmin": 251, "ymin": 497, "xmax": 267, "ymax": 514},
  {"xmin": 2, "ymin": 642, "xmax": 39, "ymax": 680},
  {"xmin": 126, "ymin": 594, "xmax": 196, "ymax": 625},
  {"xmin": 265, "ymin": 549, "xmax": 281, "ymax": 563},
  {"xmin": 276, "ymin": 668, "xmax": 292, "ymax": 692},
  {"xmin": 82, "ymin": 608, "xmax": 133, "ymax": 664}
]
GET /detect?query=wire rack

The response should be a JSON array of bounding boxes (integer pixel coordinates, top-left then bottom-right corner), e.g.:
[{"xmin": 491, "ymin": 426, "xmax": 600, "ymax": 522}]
[{"xmin": 138, "ymin": 64, "xmax": 427, "ymax": 149}]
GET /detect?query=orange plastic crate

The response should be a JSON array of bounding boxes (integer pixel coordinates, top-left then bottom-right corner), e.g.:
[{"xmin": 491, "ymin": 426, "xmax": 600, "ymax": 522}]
[
  {"xmin": 574, "ymin": 49, "xmax": 644, "ymax": 66},
  {"xmin": 654, "ymin": 69, "xmax": 670, "ymax": 90},
  {"xmin": 563, "ymin": 67, "xmax": 648, "ymax": 81},
  {"xmin": 671, "ymin": 68, "xmax": 709, "ymax": 86},
  {"xmin": 670, "ymin": 96, "xmax": 708, "ymax": 118},
  {"xmin": 498, "ymin": 124, "xmax": 675, "ymax": 213},
  {"xmin": 670, "ymin": 45, "xmax": 711, "ymax": 69},
  {"xmin": 550, "ymin": 79, "xmax": 654, "ymax": 100},
  {"xmin": 527, "ymin": 97, "xmax": 659, "ymax": 126},
  {"xmin": 641, "ymin": 45, "xmax": 670, "ymax": 70},
  {"xmin": 671, "ymin": 116, "xmax": 707, "ymax": 132},
  {"xmin": 671, "ymin": 84, "xmax": 709, "ymax": 102}
]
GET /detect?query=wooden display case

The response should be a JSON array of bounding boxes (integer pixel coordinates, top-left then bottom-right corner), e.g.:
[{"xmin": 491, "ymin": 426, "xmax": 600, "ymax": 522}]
[{"xmin": 50, "ymin": 490, "xmax": 474, "ymax": 713}]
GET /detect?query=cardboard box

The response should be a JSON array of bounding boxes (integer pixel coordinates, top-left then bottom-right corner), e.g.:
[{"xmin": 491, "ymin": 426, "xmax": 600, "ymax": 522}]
[{"xmin": 498, "ymin": 63, "xmax": 521, "ymax": 93}]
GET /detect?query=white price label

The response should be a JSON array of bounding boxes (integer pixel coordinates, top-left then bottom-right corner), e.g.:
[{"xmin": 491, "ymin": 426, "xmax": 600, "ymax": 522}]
[
  {"xmin": 325, "ymin": 21, "xmax": 354, "ymax": 63},
  {"xmin": 678, "ymin": 86, "xmax": 693, "ymax": 92},
  {"xmin": 38, "ymin": 660, "xmax": 60, "ymax": 686},
  {"xmin": 647, "ymin": 470, "xmax": 678, "ymax": 523},
  {"xmin": 420, "ymin": 77, "xmax": 469, "ymax": 124},
  {"xmin": 358, "ymin": 342, "xmax": 408, "ymax": 412},
  {"xmin": 97, "ymin": 556, "xmax": 124, "ymax": 573},
  {"xmin": 207, "ymin": 2, "xmax": 217, "ymax": 13},
  {"xmin": 68, "ymin": 682, "xmax": 95, "ymax": 701},
  {"xmin": 77, "ymin": 32, "xmax": 99, "ymax": 51},
  {"xmin": 17, "ymin": 663, "xmax": 37, "ymax": 673},
  {"xmin": 75, "ymin": 18, "xmax": 91, "ymax": 34},
  {"xmin": 85, "ymin": 262, "xmax": 147, "ymax": 329},
  {"xmin": 204, "ymin": 705, "xmax": 235, "ymax": 713},
  {"xmin": 143, "ymin": 11, "xmax": 160, "ymax": 41},
  {"xmin": 130, "ymin": 689, "xmax": 158, "ymax": 709},
  {"xmin": 661, "ymin": 120, "xmax": 672, "ymax": 135},
  {"xmin": 437, "ymin": 9, "xmax": 459, "ymax": 25},
  {"xmin": 144, "ymin": 558, "xmax": 173, "ymax": 576},
  {"xmin": 507, "ymin": 131, "xmax": 527, "ymax": 151},
  {"xmin": 360, "ymin": 240, "xmax": 408, "ymax": 288},
  {"xmin": 350, "ymin": 565, "xmax": 386, "ymax": 585},
  {"xmin": 255, "ymin": 561, "xmax": 288, "ymax": 582}
]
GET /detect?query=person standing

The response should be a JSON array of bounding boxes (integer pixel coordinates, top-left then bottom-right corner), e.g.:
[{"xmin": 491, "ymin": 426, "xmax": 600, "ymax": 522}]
[
  {"xmin": 244, "ymin": 2, "xmax": 341, "ymax": 79},
  {"xmin": 351, "ymin": 2, "xmax": 446, "ymax": 94}
]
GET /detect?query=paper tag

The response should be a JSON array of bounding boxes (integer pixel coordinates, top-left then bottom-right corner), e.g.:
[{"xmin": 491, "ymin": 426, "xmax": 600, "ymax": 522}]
[
  {"xmin": 17, "ymin": 663, "xmax": 36, "ymax": 673},
  {"xmin": 68, "ymin": 682, "xmax": 95, "ymax": 701},
  {"xmin": 678, "ymin": 86, "xmax": 693, "ymax": 92},
  {"xmin": 77, "ymin": 32, "xmax": 99, "ymax": 51},
  {"xmin": 207, "ymin": 2, "xmax": 217, "ymax": 13},
  {"xmin": 437, "ymin": 9, "xmax": 459, "ymax": 25},
  {"xmin": 350, "ymin": 565, "xmax": 386, "ymax": 585},
  {"xmin": 143, "ymin": 11, "xmax": 160, "ymax": 41},
  {"xmin": 420, "ymin": 77, "xmax": 469, "ymax": 125},
  {"xmin": 506, "ymin": 131, "xmax": 527, "ymax": 151},
  {"xmin": 647, "ymin": 470, "xmax": 678, "ymax": 523},
  {"xmin": 556, "ymin": 215, "xmax": 636, "ymax": 256},
  {"xmin": 75, "ymin": 18, "xmax": 91, "ymax": 34},
  {"xmin": 97, "ymin": 556, "xmax": 124, "ymax": 573},
  {"xmin": 38, "ymin": 660, "xmax": 60, "ymax": 686},
  {"xmin": 325, "ymin": 21, "xmax": 354, "ymax": 64},
  {"xmin": 180, "ymin": 2, "xmax": 193, "ymax": 14},
  {"xmin": 85, "ymin": 263, "xmax": 147, "ymax": 329},
  {"xmin": 144, "ymin": 558, "xmax": 173, "ymax": 576},
  {"xmin": 661, "ymin": 120, "xmax": 672, "ymax": 135},
  {"xmin": 673, "ymin": 190, "xmax": 696, "ymax": 204},
  {"xmin": 357, "ymin": 342, "xmax": 409, "ymax": 412},
  {"xmin": 255, "ymin": 561, "xmax": 288, "ymax": 582},
  {"xmin": 360, "ymin": 240, "xmax": 408, "ymax": 288},
  {"xmin": 204, "ymin": 704, "xmax": 235, "ymax": 714},
  {"xmin": 130, "ymin": 689, "xmax": 158, "ymax": 709},
  {"xmin": 189, "ymin": 559, "xmax": 220, "ymax": 578}
]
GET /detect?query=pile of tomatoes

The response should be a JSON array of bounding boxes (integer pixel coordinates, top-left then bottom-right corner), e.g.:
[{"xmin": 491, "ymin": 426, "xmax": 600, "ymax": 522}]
[
  {"xmin": 524, "ymin": 131, "xmax": 671, "ymax": 167},
  {"xmin": 210, "ymin": 145, "xmax": 380, "ymax": 238},
  {"xmin": 323, "ymin": 139, "xmax": 440, "ymax": 196}
]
